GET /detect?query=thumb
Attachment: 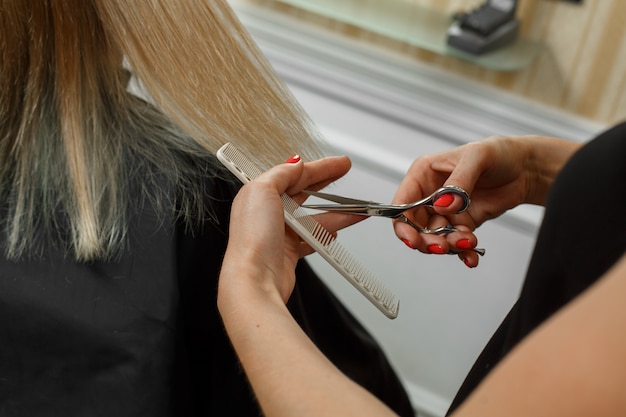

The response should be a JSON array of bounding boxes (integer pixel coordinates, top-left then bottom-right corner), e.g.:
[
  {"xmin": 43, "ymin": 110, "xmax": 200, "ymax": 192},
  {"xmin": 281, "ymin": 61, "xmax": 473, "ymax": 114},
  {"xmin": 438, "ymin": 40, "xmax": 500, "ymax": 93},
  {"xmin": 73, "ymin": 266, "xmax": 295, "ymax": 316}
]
[
  {"xmin": 254, "ymin": 156, "xmax": 305, "ymax": 195},
  {"xmin": 433, "ymin": 145, "xmax": 484, "ymax": 215}
]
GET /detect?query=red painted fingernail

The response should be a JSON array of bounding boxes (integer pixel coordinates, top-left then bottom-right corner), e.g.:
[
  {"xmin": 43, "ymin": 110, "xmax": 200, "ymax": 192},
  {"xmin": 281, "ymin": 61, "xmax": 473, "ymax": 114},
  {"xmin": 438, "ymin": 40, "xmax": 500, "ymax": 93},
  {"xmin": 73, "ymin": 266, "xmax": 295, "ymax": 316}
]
[
  {"xmin": 401, "ymin": 238, "xmax": 413, "ymax": 249},
  {"xmin": 285, "ymin": 154, "xmax": 301, "ymax": 164},
  {"xmin": 457, "ymin": 239, "xmax": 474, "ymax": 250},
  {"xmin": 427, "ymin": 244, "xmax": 446, "ymax": 254},
  {"xmin": 433, "ymin": 193, "xmax": 454, "ymax": 208},
  {"xmin": 462, "ymin": 256, "xmax": 474, "ymax": 268}
]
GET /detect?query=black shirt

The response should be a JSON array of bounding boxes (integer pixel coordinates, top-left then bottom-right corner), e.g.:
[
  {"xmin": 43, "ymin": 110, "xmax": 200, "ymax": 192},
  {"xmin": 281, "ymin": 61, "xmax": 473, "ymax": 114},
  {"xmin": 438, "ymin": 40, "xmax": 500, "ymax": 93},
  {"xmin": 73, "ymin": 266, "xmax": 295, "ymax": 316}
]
[{"xmin": 448, "ymin": 121, "xmax": 626, "ymax": 413}]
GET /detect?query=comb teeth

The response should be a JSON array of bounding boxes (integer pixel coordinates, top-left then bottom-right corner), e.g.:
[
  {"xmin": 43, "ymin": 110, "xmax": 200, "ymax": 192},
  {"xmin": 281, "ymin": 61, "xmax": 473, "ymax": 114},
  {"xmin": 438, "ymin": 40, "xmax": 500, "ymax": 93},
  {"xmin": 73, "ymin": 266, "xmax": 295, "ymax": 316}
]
[{"xmin": 217, "ymin": 143, "xmax": 399, "ymax": 319}]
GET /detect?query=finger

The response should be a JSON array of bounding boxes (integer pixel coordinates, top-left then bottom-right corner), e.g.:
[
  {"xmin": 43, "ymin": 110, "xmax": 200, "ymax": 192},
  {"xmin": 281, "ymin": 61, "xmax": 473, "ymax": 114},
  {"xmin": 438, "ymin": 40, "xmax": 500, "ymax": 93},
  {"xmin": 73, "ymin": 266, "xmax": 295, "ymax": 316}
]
[
  {"xmin": 393, "ymin": 219, "xmax": 425, "ymax": 250},
  {"xmin": 254, "ymin": 158, "xmax": 306, "ymax": 196},
  {"xmin": 397, "ymin": 213, "xmax": 452, "ymax": 254},
  {"xmin": 231, "ymin": 160, "xmax": 308, "ymax": 250},
  {"xmin": 419, "ymin": 215, "xmax": 455, "ymax": 254},
  {"xmin": 432, "ymin": 190, "xmax": 469, "ymax": 215},
  {"xmin": 286, "ymin": 156, "xmax": 352, "ymax": 200},
  {"xmin": 392, "ymin": 155, "xmax": 441, "ymax": 206},
  {"xmin": 448, "ymin": 229, "xmax": 478, "ymax": 253},
  {"xmin": 432, "ymin": 142, "xmax": 489, "ymax": 216},
  {"xmin": 457, "ymin": 250, "xmax": 479, "ymax": 268},
  {"xmin": 436, "ymin": 143, "xmax": 484, "ymax": 195},
  {"xmin": 442, "ymin": 223, "xmax": 480, "ymax": 267},
  {"xmin": 392, "ymin": 153, "xmax": 457, "ymax": 245},
  {"xmin": 252, "ymin": 156, "xmax": 350, "ymax": 208}
]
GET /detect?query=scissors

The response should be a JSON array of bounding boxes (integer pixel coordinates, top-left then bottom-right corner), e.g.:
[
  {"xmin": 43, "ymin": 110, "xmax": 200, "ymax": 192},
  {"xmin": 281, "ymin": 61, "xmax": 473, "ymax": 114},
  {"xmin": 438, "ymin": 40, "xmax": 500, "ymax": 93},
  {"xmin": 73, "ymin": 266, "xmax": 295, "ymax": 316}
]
[{"xmin": 302, "ymin": 185, "xmax": 485, "ymax": 256}]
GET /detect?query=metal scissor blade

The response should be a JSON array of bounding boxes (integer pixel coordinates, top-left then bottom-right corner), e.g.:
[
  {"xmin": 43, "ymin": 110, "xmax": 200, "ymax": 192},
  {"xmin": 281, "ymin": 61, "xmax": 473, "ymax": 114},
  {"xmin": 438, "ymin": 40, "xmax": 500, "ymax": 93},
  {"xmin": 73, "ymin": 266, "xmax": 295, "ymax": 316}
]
[
  {"xmin": 302, "ymin": 190, "xmax": 406, "ymax": 215},
  {"xmin": 302, "ymin": 190, "xmax": 377, "ymax": 205},
  {"xmin": 301, "ymin": 190, "xmax": 376, "ymax": 215},
  {"xmin": 300, "ymin": 204, "xmax": 373, "ymax": 215}
]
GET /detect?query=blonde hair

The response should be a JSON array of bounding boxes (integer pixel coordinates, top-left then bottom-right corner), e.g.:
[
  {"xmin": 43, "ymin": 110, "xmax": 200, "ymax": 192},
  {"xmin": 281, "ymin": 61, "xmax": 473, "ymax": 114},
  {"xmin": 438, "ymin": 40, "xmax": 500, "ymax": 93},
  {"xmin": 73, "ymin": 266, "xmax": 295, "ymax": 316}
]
[{"xmin": 0, "ymin": 0, "xmax": 326, "ymax": 260}]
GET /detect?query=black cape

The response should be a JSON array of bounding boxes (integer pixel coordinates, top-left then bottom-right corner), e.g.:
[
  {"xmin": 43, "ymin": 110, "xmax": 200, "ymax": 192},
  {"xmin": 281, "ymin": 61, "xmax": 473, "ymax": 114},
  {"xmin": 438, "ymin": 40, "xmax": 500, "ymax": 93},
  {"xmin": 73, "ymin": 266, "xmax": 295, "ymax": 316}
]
[{"xmin": 0, "ymin": 166, "xmax": 413, "ymax": 417}]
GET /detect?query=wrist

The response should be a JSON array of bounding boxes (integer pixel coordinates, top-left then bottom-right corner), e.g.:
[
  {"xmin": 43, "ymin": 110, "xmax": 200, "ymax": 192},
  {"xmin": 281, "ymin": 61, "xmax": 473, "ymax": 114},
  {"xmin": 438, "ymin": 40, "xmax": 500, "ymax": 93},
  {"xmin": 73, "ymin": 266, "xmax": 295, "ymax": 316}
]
[
  {"xmin": 521, "ymin": 136, "xmax": 581, "ymax": 205},
  {"xmin": 217, "ymin": 255, "xmax": 286, "ymax": 318},
  {"xmin": 217, "ymin": 262, "xmax": 292, "ymax": 358}
]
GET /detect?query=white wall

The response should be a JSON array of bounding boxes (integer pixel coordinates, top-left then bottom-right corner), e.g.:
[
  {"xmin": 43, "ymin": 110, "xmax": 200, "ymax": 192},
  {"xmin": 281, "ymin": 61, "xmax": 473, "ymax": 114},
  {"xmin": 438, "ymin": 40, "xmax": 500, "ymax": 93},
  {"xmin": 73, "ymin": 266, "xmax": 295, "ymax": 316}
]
[{"xmin": 232, "ymin": 3, "xmax": 604, "ymax": 415}]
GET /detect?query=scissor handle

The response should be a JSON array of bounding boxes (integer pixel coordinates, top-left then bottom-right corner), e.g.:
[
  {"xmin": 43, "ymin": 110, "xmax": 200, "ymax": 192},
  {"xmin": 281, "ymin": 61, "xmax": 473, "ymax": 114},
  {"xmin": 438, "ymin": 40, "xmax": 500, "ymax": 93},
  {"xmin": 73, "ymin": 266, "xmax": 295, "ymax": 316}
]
[{"xmin": 430, "ymin": 185, "xmax": 471, "ymax": 213}]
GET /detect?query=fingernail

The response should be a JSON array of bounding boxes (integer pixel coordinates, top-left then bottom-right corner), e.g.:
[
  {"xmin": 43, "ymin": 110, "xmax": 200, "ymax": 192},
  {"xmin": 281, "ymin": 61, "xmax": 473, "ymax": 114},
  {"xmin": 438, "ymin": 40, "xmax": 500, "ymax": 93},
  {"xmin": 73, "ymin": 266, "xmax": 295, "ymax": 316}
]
[
  {"xmin": 433, "ymin": 193, "xmax": 454, "ymax": 208},
  {"xmin": 462, "ymin": 256, "xmax": 475, "ymax": 268},
  {"xmin": 285, "ymin": 154, "xmax": 301, "ymax": 164},
  {"xmin": 457, "ymin": 239, "xmax": 474, "ymax": 250},
  {"xmin": 401, "ymin": 238, "xmax": 413, "ymax": 249},
  {"xmin": 427, "ymin": 244, "xmax": 446, "ymax": 254}
]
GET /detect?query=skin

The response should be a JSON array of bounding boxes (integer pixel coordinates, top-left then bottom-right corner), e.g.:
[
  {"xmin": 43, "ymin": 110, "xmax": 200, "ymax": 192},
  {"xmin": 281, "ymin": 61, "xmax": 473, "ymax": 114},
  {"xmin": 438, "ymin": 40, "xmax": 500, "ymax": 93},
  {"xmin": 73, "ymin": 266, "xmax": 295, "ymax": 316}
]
[
  {"xmin": 218, "ymin": 137, "xmax": 626, "ymax": 417},
  {"xmin": 218, "ymin": 156, "xmax": 387, "ymax": 416},
  {"xmin": 392, "ymin": 135, "xmax": 582, "ymax": 267}
]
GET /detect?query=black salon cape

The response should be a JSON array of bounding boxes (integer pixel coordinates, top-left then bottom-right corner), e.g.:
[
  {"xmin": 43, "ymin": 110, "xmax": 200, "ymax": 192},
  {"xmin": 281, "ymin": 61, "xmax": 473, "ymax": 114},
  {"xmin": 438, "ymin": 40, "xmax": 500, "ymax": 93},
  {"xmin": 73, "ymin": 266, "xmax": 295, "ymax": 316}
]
[
  {"xmin": 0, "ymin": 167, "xmax": 413, "ymax": 416},
  {"xmin": 447, "ymin": 121, "xmax": 626, "ymax": 414}
]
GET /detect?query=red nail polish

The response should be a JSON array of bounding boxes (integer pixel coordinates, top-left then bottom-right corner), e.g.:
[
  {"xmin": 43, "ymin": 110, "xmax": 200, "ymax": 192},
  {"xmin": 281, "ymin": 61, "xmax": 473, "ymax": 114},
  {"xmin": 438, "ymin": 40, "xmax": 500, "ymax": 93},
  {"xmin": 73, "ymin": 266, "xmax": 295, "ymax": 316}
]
[
  {"xmin": 457, "ymin": 239, "xmax": 474, "ymax": 250},
  {"xmin": 285, "ymin": 154, "xmax": 301, "ymax": 164},
  {"xmin": 434, "ymin": 193, "xmax": 454, "ymax": 208},
  {"xmin": 427, "ymin": 244, "xmax": 446, "ymax": 254},
  {"xmin": 401, "ymin": 238, "xmax": 413, "ymax": 249}
]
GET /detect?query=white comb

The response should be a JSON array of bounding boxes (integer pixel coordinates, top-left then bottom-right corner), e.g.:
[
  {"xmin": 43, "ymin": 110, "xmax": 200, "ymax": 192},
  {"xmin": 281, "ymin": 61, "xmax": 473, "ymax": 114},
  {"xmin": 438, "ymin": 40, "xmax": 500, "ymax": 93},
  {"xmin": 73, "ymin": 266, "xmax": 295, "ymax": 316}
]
[{"xmin": 217, "ymin": 143, "xmax": 399, "ymax": 319}]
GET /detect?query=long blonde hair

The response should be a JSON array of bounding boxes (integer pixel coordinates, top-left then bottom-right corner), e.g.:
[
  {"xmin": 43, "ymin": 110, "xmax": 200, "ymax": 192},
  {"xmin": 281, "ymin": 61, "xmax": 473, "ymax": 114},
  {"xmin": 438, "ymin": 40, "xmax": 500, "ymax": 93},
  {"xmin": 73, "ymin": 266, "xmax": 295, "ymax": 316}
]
[{"xmin": 0, "ymin": 0, "xmax": 326, "ymax": 260}]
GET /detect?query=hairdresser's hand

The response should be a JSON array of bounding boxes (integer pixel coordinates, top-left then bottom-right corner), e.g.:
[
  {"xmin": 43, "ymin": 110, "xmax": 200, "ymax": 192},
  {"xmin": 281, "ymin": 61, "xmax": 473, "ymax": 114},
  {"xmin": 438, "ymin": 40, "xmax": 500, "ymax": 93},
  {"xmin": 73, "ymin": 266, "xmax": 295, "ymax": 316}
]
[
  {"xmin": 394, "ymin": 135, "xmax": 581, "ymax": 267},
  {"xmin": 218, "ymin": 155, "xmax": 362, "ymax": 307},
  {"xmin": 218, "ymin": 156, "xmax": 403, "ymax": 417}
]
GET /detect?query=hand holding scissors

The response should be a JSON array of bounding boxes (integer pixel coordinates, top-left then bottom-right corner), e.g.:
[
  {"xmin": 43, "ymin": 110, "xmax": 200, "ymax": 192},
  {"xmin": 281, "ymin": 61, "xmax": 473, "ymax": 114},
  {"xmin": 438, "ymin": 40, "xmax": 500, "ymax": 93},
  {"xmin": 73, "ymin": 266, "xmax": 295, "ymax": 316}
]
[{"xmin": 302, "ymin": 185, "xmax": 485, "ymax": 256}]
